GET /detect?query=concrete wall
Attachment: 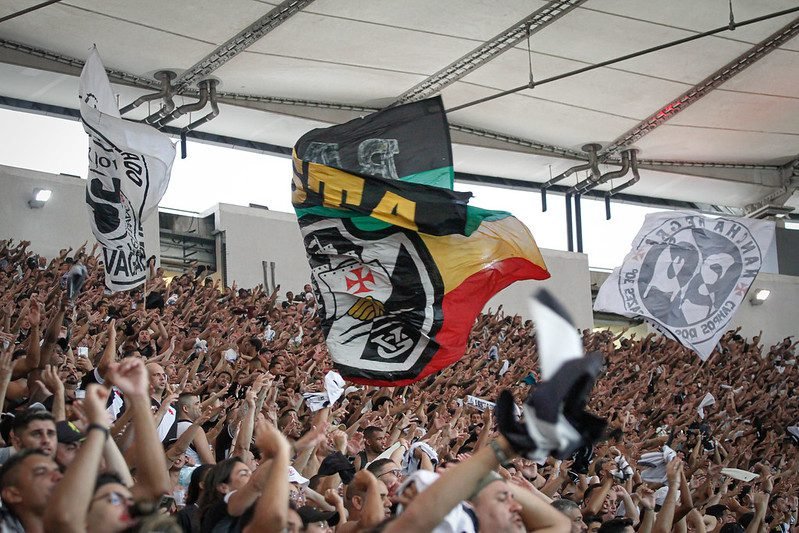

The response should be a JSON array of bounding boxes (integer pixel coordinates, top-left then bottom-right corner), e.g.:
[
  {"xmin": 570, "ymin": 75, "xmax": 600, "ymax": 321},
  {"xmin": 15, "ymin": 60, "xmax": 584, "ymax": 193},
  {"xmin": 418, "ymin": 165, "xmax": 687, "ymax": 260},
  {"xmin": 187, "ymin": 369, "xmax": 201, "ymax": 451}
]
[
  {"xmin": 214, "ymin": 204, "xmax": 594, "ymax": 329},
  {"xmin": 211, "ymin": 204, "xmax": 311, "ymax": 292},
  {"xmin": 485, "ymin": 250, "xmax": 594, "ymax": 330},
  {"xmin": 727, "ymin": 272, "xmax": 799, "ymax": 350},
  {"xmin": 0, "ymin": 164, "xmax": 160, "ymax": 262}
]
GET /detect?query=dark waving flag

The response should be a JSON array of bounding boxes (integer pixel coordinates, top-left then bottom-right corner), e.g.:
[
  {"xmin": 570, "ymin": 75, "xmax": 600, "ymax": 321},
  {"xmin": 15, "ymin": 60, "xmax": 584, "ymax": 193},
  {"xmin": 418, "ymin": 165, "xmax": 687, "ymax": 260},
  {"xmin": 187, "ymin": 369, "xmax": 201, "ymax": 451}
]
[{"xmin": 292, "ymin": 97, "xmax": 549, "ymax": 386}]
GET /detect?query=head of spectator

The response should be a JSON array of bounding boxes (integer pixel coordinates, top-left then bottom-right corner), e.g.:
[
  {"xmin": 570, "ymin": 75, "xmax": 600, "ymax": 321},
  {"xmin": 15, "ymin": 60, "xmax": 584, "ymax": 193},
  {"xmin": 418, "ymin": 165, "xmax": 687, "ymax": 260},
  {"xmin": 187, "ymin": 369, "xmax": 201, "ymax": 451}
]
[
  {"xmin": 345, "ymin": 476, "xmax": 391, "ymax": 521},
  {"xmin": 176, "ymin": 393, "xmax": 201, "ymax": 422},
  {"xmin": 146, "ymin": 363, "xmax": 167, "ymax": 400},
  {"xmin": 185, "ymin": 464, "xmax": 212, "ymax": 507},
  {"xmin": 719, "ymin": 523, "xmax": 745, "ymax": 533},
  {"xmin": 363, "ymin": 426, "xmax": 387, "ymax": 455},
  {"xmin": 86, "ymin": 472, "xmax": 136, "ymax": 533},
  {"xmin": 0, "ymin": 449, "xmax": 62, "ymax": 530},
  {"xmin": 10, "ymin": 410, "xmax": 57, "ymax": 458},
  {"xmin": 469, "ymin": 473, "xmax": 524, "ymax": 533},
  {"xmin": 598, "ymin": 518, "xmax": 634, "ymax": 533},
  {"xmin": 584, "ymin": 515, "xmax": 603, "ymax": 533},
  {"xmin": 368, "ymin": 458, "xmax": 403, "ymax": 496},
  {"xmin": 297, "ymin": 505, "xmax": 336, "ymax": 533},
  {"xmin": 54, "ymin": 421, "xmax": 83, "ymax": 469},
  {"xmin": 198, "ymin": 457, "xmax": 251, "ymax": 520},
  {"xmin": 553, "ymin": 498, "xmax": 588, "ymax": 533}
]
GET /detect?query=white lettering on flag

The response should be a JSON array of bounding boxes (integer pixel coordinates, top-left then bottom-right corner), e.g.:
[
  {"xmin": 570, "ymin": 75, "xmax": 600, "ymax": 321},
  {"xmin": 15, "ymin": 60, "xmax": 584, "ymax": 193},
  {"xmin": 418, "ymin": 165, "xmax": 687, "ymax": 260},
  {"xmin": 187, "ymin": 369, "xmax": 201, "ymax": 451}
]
[
  {"xmin": 79, "ymin": 47, "xmax": 175, "ymax": 291},
  {"xmin": 594, "ymin": 212, "xmax": 775, "ymax": 360}
]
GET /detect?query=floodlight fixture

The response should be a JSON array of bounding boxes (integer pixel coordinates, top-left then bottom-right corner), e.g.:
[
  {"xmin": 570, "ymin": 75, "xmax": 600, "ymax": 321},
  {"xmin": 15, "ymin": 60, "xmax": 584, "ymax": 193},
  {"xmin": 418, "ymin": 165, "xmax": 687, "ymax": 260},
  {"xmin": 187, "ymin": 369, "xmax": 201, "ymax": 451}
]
[
  {"xmin": 749, "ymin": 288, "xmax": 770, "ymax": 306},
  {"xmin": 28, "ymin": 188, "xmax": 52, "ymax": 209}
]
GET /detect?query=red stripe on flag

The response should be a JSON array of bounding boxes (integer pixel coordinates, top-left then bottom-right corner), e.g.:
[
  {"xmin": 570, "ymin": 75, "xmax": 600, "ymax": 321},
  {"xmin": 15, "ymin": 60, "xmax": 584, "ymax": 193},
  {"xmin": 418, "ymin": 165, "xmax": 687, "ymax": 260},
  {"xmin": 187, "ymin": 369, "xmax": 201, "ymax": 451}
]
[{"xmin": 348, "ymin": 257, "xmax": 549, "ymax": 387}]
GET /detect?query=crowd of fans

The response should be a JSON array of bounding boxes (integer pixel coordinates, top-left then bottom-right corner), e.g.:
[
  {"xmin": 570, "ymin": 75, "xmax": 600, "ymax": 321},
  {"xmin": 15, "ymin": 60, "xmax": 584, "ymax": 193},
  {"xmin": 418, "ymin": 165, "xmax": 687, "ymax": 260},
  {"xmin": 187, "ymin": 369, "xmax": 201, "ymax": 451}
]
[{"xmin": 0, "ymin": 237, "xmax": 796, "ymax": 533}]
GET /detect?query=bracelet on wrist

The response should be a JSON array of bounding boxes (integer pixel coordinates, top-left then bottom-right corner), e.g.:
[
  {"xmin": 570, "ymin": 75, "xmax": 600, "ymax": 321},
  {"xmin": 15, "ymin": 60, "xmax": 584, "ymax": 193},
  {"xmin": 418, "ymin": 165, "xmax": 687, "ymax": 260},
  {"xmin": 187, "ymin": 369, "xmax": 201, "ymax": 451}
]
[
  {"xmin": 87, "ymin": 423, "xmax": 110, "ymax": 440},
  {"xmin": 488, "ymin": 439, "xmax": 513, "ymax": 467}
]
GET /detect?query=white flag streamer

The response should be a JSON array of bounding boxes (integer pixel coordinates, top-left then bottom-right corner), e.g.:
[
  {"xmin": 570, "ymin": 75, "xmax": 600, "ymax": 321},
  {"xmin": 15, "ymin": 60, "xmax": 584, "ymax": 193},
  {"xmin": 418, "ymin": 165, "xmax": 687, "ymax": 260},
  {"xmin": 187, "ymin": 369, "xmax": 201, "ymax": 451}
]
[
  {"xmin": 79, "ymin": 47, "xmax": 175, "ymax": 291},
  {"xmin": 595, "ymin": 212, "xmax": 775, "ymax": 360},
  {"xmin": 697, "ymin": 392, "xmax": 716, "ymax": 419},
  {"xmin": 302, "ymin": 370, "xmax": 346, "ymax": 412}
]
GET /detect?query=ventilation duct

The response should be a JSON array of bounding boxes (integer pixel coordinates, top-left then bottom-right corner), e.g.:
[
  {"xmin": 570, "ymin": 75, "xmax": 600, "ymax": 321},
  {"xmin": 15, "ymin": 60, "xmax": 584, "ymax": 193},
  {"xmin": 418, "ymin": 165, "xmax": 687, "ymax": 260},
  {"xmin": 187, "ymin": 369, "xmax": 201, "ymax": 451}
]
[
  {"xmin": 179, "ymin": 79, "xmax": 220, "ymax": 159},
  {"xmin": 155, "ymin": 79, "xmax": 212, "ymax": 128},
  {"xmin": 541, "ymin": 143, "xmax": 601, "ymax": 211},
  {"xmin": 119, "ymin": 70, "xmax": 176, "ymax": 116},
  {"xmin": 604, "ymin": 149, "xmax": 641, "ymax": 220}
]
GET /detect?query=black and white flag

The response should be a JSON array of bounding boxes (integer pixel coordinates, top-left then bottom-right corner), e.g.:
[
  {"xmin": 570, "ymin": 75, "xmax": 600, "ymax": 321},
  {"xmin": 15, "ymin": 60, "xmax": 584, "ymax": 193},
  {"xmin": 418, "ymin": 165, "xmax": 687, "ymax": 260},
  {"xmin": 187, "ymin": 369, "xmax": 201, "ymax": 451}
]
[
  {"xmin": 594, "ymin": 212, "xmax": 775, "ymax": 360},
  {"xmin": 496, "ymin": 290, "xmax": 605, "ymax": 461},
  {"xmin": 79, "ymin": 47, "xmax": 174, "ymax": 291}
]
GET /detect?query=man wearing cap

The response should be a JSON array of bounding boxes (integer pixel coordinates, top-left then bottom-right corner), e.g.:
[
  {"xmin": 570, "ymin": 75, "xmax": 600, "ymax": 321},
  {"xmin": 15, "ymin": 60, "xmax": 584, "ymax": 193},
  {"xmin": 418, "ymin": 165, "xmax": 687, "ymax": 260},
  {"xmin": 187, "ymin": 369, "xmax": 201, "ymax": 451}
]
[
  {"xmin": 54, "ymin": 420, "xmax": 83, "ymax": 469},
  {"xmin": 297, "ymin": 505, "xmax": 338, "ymax": 533}
]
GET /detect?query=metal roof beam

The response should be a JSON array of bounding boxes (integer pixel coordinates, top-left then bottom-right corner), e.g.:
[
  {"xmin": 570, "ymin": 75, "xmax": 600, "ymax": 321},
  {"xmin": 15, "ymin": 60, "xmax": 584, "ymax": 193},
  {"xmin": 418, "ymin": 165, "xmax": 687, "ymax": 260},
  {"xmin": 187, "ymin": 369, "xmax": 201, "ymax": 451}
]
[
  {"xmin": 604, "ymin": 14, "xmax": 799, "ymax": 155},
  {"xmin": 0, "ymin": 38, "xmax": 158, "ymax": 88},
  {"xmin": 630, "ymin": 159, "xmax": 783, "ymax": 187},
  {"xmin": 171, "ymin": 0, "xmax": 316, "ymax": 93},
  {"xmin": 393, "ymin": 0, "xmax": 587, "ymax": 104},
  {"xmin": 0, "ymin": 40, "xmax": 788, "ymax": 187}
]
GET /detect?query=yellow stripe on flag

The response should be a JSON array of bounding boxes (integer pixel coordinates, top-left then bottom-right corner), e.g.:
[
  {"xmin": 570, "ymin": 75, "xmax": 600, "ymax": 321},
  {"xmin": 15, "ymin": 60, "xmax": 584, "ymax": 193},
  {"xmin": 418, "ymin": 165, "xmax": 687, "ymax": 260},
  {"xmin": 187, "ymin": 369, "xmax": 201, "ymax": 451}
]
[{"xmin": 420, "ymin": 215, "xmax": 547, "ymax": 293}]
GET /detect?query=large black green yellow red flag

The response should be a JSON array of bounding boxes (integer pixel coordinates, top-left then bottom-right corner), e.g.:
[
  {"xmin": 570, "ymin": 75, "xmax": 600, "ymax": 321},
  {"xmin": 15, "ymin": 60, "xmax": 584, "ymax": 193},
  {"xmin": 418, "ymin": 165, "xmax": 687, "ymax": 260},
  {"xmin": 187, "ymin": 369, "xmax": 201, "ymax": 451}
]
[{"xmin": 292, "ymin": 97, "xmax": 549, "ymax": 386}]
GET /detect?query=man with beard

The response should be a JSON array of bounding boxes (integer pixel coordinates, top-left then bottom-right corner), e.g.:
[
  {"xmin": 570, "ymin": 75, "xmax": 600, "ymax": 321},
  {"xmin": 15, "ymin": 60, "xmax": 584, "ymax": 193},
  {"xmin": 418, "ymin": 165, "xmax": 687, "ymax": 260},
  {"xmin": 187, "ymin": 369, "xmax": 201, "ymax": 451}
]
[
  {"xmin": 0, "ymin": 410, "xmax": 57, "ymax": 464},
  {"xmin": 354, "ymin": 426, "xmax": 388, "ymax": 471}
]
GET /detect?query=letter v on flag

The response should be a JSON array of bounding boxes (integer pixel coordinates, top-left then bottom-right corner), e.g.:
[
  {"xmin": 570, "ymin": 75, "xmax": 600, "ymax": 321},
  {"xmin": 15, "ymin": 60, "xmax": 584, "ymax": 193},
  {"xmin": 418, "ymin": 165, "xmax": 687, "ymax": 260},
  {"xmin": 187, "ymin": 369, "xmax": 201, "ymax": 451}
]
[{"xmin": 292, "ymin": 96, "xmax": 550, "ymax": 386}]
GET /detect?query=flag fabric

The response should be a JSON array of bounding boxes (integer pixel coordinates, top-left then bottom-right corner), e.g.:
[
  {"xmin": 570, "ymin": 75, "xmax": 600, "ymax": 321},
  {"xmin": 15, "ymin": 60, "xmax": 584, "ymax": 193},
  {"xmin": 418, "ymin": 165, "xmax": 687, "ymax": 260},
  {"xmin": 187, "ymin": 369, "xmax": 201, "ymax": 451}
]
[
  {"xmin": 594, "ymin": 211, "xmax": 775, "ymax": 360},
  {"xmin": 79, "ymin": 47, "xmax": 175, "ymax": 291},
  {"xmin": 495, "ymin": 289, "xmax": 605, "ymax": 461},
  {"xmin": 292, "ymin": 97, "xmax": 549, "ymax": 386}
]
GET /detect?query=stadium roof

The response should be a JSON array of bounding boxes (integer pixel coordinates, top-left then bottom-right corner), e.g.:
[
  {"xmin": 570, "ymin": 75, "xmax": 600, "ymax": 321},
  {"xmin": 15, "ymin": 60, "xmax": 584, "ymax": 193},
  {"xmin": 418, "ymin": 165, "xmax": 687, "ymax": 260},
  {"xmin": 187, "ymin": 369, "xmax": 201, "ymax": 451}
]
[{"xmin": 1, "ymin": 0, "xmax": 798, "ymax": 214}]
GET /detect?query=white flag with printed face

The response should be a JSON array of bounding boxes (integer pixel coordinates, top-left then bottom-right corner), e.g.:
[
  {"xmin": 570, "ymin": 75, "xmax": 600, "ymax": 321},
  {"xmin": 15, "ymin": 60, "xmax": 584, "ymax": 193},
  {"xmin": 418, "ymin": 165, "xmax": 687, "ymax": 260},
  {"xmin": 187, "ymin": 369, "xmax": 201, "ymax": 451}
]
[
  {"xmin": 79, "ymin": 47, "xmax": 175, "ymax": 291},
  {"xmin": 594, "ymin": 212, "xmax": 775, "ymax": 360}
]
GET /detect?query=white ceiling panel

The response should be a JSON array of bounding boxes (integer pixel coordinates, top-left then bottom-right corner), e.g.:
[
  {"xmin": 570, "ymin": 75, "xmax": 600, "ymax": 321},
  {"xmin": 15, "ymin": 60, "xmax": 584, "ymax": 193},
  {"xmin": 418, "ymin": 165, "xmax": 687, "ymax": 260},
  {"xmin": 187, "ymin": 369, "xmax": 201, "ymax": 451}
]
[
  {"xmin": 585, "ymin": 0, "xmax": 799, "ymax": 45},
  {"xmin": 635, "ymin": 123, "xmax": 798, "ymax": 164},
  {"xmin": 717, "ymin": 46, "xmax": 799, "ymax": 97},
  {"xmin": 247, "ymin": 12, "xmax": 478, "ymax": 75},
  {"xmin": 459, "ymin": 47, "xmax": 692, "ymax": 120},
  {"xmin": 305, "ymin": 0, "xmax": 549, "ymax": 41},
  {"xmin": 0, "ymin": 0, "xmax": 797, "ymax": 212},
  {"xmin": 63, "ymin": 0, "xmax": 271, "ymax": 45},
  {"xmin": 0, "ymin": 3, "xmax": 214, "ymax": 75},
  {"xmin": 443, "ymin": 83, "xmax": 639, "ymax": 149},
  {"xmin": 667, "ymin": 91, "xmax": 799, "ymax": 133},
  {"xmin": 526, "ymin": 8, "xmax": 755, "ymax": 84},
  {"xmin": 214, "ymin": 53, "xmax": 425, "ymax": 103}
]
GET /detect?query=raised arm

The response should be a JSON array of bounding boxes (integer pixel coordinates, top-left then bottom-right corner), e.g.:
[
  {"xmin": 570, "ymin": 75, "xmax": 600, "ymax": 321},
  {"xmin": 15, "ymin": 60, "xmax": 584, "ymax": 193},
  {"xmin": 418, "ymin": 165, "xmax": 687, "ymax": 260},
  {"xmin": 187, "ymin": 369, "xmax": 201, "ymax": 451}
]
[
  {"xmin": 385, "ymin": 436, "xmax": 517, "ymax": 533},
  {"xmin": 107, "ymin": 358, "xmax": 171, "ymax": 500},
  {"xmin": 242, "ymin": 421, "xmax": 291, "ymax": 533},
  {"xmin": 653, "ymin": 459, "xmax": 682, "ymax": 533},
  {"xmin": 44, "ymin": 384, "xmax": 110, "ymax": 532}
]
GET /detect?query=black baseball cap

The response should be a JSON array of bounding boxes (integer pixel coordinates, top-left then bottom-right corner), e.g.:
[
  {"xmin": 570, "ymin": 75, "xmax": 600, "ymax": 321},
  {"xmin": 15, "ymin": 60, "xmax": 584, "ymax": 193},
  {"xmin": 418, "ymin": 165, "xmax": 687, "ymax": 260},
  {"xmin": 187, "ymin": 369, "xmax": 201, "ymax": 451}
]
[
  {"xmin": 56, "ymin": 421, "xmax": 84, "ymax": 444},
  {"xmin": 297, "ymin": 506, "xmax": 339, "ymax": 527}
]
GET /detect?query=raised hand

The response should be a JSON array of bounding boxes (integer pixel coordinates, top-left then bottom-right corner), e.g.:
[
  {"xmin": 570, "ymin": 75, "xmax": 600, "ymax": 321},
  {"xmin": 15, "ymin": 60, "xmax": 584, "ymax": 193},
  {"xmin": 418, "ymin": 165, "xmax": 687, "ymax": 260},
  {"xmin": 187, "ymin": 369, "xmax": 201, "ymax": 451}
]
[
  {"xmin": 0, "ymin": 346, "xmax": 14, "ymax": 383},
  {"xmin": 38, "ymin": 365, "xmax": 64, "ymax": 396},
  {"xmin": 28, "ymin": 299, "xmax": 41, "ymax": 327},
  {"xmin": 84, "ymin": 383, "xmax": 111, "ymax": 427},
  {"xmin": 294, "ymin": 423, "xmax": 327, "ymax": 453},
  {"xmin": 254, "ymin": 419, "xmax": 290, "ymax": 459},
  {"xmin": 106, "ymin": 358, "xmax": 149, "ymax": 398}
]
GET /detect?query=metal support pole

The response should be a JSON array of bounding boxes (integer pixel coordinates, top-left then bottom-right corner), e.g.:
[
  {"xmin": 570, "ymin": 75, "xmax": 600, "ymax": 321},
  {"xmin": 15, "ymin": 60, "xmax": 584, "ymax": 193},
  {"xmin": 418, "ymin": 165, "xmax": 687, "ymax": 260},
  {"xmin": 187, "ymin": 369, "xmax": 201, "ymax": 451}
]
[
  {"xmin": 565, "ymin": 193, "xmax": 574, "ymax": 252},
  {"xmin": 575, "ymin": 193, "xmax": 583, "ymax": 253}
]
